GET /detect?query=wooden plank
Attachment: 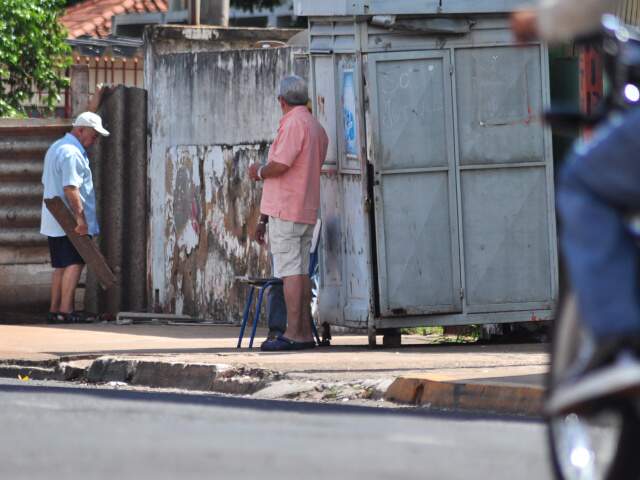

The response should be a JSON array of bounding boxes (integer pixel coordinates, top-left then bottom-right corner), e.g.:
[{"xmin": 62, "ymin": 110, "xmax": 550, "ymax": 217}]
[{"xmin": 44, "ymin": 197, "xmax": 117, "ymax": 290}]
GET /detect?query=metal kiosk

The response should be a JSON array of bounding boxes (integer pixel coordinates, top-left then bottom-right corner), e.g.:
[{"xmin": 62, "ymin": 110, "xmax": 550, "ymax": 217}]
[{"xmin": 296, "ymin": 0, "xmax": 559, "ymax": 345}]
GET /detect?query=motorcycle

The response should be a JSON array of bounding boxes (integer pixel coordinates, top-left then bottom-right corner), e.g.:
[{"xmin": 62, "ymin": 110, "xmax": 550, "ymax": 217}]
[{"xmin": 546, "ymin": 15, "xmax": 640, "ymax": 480}]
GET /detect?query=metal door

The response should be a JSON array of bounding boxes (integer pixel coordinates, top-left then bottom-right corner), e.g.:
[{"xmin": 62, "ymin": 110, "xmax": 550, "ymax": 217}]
[
  {"xmin": 454, "ymin": 45, "xmax": 556, "ymax": 312},
  {"xmin": 367, "ymin": 51, "xmax": 462, "ymax": 316}
]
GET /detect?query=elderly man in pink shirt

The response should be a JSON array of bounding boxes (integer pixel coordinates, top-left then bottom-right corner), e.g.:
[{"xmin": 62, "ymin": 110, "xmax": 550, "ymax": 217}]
[{"xmin": 248, "ymin": 75, "xmax": 328, "ymax": 351}]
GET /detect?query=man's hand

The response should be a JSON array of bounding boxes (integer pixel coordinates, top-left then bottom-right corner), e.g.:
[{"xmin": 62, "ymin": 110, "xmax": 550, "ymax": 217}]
[
  {"xmin": 88, "ymin": 84, "xmax": 111, "ymax": 113},
  {"xmin": 254, "ymin": 222, "xmax": 266, "ymax": 245},
  {"xmin": 254, "ymin": 214, "xmax": 268, "ymax": 245},
  {"xmin": 511, "ymin": 9, "xmax": 540, "ymax": 42},
  {"xmin": 74, "ymin": 219, "xmax": 89, "ymax": 236},
  {"xmin": 248, "ymin": 163, "xmax": 262, "ymax": 182}
]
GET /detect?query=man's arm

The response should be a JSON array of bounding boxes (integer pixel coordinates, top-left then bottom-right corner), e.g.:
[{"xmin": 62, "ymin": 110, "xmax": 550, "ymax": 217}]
[
  {"xmin": 248, "ymin": 161, "xmax": 289, "ymax": 181},
  {"xmin": 87, "ymin": 84, "xmax": 110, "ymax": 113},
  {"xmin": 513, "ymin": 0, "xmax": 619, "ymax": 43},
  {"xmin": 63, "ymin": 186, "xmax": 88, "ymax": 236}
]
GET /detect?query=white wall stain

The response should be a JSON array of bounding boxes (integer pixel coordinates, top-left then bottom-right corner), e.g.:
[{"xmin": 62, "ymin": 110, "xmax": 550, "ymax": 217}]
[
  {"xmin": 182, "ymin": 28, "xmax": 219, "ymax": 41},
  {"xmin": 148, "ymin": 44, "xmax": 297, "ymax": 320}
]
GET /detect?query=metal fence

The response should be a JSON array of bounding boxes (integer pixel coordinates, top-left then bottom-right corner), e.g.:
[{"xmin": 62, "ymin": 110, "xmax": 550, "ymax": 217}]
[
  {"xmin": 27, "ymin": 55, "xmax": 145, "ymax": 118},
  {"xmin": 77, "ymin": 55, "xmax": 145, "ymax": 94}
]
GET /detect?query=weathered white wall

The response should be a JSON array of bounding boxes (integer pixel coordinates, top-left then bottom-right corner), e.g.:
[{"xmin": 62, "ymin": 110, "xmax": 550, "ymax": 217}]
[{"xmin": 146, "ymin": 29, "xmax": 300, "ymax": 321}]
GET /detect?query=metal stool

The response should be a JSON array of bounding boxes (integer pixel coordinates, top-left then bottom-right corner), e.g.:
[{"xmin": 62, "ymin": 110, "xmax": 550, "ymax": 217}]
[
  {"xmin": 236, "ymin": 276, "xmax": 321, "ymax": 349},
  {"xmin": 238, "ymin": 219, "xmax": 323, "ymax": 349}
]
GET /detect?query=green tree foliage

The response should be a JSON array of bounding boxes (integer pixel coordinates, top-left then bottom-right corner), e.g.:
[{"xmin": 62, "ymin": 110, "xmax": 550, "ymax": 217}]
[{"xmin": 0, "ymin": 0, "xmax": 71, "ymax": 117}]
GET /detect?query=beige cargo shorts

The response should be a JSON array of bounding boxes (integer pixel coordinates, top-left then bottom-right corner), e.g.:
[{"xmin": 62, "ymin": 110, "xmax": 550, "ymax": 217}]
[{"xmin": 269, "ymin": 217, "xmax": 314, "ymax": 278}]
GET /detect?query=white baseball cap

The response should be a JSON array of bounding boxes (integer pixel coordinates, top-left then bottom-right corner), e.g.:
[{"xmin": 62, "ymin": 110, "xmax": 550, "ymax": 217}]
[{"xmin": 72, "ymin": 111, "xmax": 110, "ymax": 137}]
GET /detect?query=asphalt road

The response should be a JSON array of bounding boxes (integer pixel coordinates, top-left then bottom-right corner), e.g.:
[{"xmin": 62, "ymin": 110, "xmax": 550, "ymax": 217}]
[{"xmin": 0, "ymin": 378, "xmax": 550, "ymax": 480}]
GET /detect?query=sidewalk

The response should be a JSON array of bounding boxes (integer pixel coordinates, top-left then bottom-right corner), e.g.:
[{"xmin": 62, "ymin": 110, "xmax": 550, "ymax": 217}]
[{"xmin": 0, "ymin": 323, "xmax": 549, "ymax": 415}]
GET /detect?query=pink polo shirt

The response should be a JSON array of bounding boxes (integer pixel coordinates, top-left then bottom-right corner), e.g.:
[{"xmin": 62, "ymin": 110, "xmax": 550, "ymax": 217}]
[{"xmin": 260, "ymin": 106, "xmax": 328, "ymax": 225}]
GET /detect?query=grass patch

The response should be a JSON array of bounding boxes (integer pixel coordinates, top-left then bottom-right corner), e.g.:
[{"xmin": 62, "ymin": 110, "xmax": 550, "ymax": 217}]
[{"xmin": 400, "ymin": 326, "xmax": 444, "ymax": 336}]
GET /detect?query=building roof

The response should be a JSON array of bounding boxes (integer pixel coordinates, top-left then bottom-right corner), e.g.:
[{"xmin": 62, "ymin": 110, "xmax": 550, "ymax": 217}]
[{"xmin": 61, "ymin": 0, "xmax": 168, "ymax": 39}]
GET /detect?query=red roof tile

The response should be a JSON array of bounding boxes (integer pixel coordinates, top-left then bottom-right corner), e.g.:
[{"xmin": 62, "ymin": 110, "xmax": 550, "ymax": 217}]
[{"xmin": 61, "ymin": 0, "xmax": 168, "ymax": 39}]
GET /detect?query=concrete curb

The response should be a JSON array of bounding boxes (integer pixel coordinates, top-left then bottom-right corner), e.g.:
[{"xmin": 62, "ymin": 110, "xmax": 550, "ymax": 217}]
[
  {"xmin": 86, "ymin": 357, "xmax": 277, "ymax": 394},
  {"xmin": 0, "ymin": 357, "xmax": 545, "ymax": 415},
  {"xmin": 384, "ymin": 376, "xmax": 545, "ymax": 416},
  {"xmin": 0, "ymin": 360, "xmax": 88, "ymax": 382}
]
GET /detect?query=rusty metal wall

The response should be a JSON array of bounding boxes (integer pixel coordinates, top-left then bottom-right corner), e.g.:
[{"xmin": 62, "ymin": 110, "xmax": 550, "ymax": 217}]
[
  {"xmin": 85, "ymin": 86, "xmax": 148, "ymax": 314},
  {"xmin": 146, "ymin": 26, "xmax": 302, "ymax": 322},
  {"xmin": 0, "ymin": 120, "xmax": 72, "ymax": 319}
]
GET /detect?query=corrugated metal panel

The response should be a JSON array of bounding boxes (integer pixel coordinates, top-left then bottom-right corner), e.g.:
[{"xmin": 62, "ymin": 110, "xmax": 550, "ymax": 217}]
[
  {"xmin": 309, "ymin": 20, "xmax": 357, "ymax": 53},
  {"xmin": 0, "ymin": 120, "xmax": 72, "ymax": 318},
  {"xmin": 85, "ymin": 86, "xmax": 148, "ymax": 315},
  {"xmin": 618, "ymin": 0, "xmax": 640, "ymax": 26},
  {"xmin": 0, "ymin": 88, "xmax": 147, "ymax": 320}
]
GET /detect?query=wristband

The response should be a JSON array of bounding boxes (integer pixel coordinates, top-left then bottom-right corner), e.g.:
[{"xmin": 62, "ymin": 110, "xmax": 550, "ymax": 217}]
[{"xmin": 257, "ymin": 166, "xmax": 265, "ymax": 180}]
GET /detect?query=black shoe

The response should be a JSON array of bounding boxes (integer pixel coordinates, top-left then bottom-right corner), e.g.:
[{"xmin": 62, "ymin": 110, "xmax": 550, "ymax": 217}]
[{"xmin": 547, "ymin": 344, "xmax": 640, "ymax": 416}]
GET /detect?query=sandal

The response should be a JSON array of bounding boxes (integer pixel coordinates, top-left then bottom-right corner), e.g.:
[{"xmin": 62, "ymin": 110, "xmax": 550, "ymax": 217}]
[
  {"xmin": 61, "ymin": 311, "xmax": 96, "ymax": 324},
  {"xmin": 46, "ymin": 312, "xmax": 66, "ymax": 324},
  {"xmin": 260, "ymin": 335, "xmax": 316, "ymax": 352}
]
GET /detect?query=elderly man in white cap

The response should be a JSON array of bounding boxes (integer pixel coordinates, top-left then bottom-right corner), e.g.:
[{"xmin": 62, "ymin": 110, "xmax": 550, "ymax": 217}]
[{"xmin": 40, "ymin": 110, "xmax": 109, "ymax": 323}]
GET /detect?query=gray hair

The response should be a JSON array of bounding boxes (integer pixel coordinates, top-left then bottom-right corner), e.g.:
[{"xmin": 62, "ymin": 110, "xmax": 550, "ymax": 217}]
[{"xmin": 277, "ymin": 75, "xmax": 309, "ymax": 106}]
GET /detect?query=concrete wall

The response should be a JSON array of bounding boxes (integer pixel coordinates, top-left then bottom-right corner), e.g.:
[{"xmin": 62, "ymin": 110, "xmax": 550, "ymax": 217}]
[{"xmin": 145, "ymin": 26, "xmax": 302, "ymax": 321}]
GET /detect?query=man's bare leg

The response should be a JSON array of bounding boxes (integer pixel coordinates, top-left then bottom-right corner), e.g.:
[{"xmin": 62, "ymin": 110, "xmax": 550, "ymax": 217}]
[
  {"xmin": 59, "ymin": 264, "xmax": 84, "ymax": 313},
  {"xmin": 49, "ymin": 268, "xmax": 64, "ymax": 313},
  {"xmin": 283, "ymin": 274, "xmax": 313, "ymax": 342}
]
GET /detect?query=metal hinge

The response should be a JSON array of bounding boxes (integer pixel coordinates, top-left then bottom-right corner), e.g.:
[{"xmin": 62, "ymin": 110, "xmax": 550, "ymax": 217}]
[
  {"xmin": 459, "ymin": 288, "xmax": 464, "ymax": 299},
  {"xmin": 449, "ymin": 65, "xmax": 454, "ymax": 76}
]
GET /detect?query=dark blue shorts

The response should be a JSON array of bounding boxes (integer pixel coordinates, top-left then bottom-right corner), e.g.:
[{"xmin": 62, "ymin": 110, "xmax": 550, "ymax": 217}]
[{"xmin": 48, "ymin": 236, "xmax": 85, "ymax": 268}]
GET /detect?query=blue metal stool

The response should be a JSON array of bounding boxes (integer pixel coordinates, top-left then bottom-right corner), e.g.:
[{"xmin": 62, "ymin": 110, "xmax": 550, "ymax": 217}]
[
  {"xmin": 237, "ymin": 220, "xmax": 323, "ymax": 349},
  {"xmin": 236, "ymin": 276, "xmax": 321, "ymax": 348},
  {"xmin": 237, "ymin": 277, "xmax": 280, "ymax": 349}
]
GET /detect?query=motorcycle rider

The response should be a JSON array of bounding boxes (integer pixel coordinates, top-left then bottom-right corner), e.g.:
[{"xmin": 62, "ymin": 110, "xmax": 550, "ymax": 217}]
[{"xmin": 513, "ymin": 0, "xmax": 640, "ymax": 413}]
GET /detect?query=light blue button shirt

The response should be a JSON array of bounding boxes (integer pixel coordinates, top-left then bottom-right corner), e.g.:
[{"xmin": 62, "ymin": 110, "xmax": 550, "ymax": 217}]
[{"xmin": 40, "ymin": 133, "xmax": 99, "ymax": 237}]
